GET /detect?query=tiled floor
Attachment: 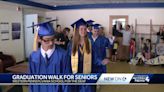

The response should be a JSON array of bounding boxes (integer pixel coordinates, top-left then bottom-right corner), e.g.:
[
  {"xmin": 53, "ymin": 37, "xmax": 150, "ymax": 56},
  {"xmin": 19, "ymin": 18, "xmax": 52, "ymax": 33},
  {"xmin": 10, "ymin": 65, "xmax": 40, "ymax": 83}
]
[
  {"xmin": 2, "ymin": 61, "xmax": 164, "ymax": 92},
  {"xmin": 107, "ymin": 61, "xmax": 164, "ymax": 73},
  {"xmin": 98, "ymin": 61, "xmax": 164, "ymax": 92}
]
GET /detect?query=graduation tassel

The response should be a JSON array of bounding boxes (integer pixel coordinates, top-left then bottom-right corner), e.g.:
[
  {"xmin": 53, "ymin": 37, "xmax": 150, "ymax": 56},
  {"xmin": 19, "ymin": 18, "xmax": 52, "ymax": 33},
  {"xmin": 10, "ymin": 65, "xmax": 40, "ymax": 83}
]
[
  {"xmin": 73, "ymin": 24, "xmax": 76, "ymax": 35},
  {"xmin": 72, "ymin": 24, "xmax": 76, "ymax": 50},
  {"xmin": 33, "ymin": 27, "xmax": 39, "ymax": 51}
]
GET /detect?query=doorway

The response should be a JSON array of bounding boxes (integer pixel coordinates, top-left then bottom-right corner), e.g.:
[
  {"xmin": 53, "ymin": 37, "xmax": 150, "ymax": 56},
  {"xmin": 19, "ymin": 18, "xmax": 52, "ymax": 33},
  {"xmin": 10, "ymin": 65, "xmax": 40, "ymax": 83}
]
[
  {"xmin": 109, "ymin": 15, "xmax": 129, "ymax": 60},
  {"xmin": 109, "ymin": 15, "xmax": 128, "ymax": 33},
  {"xmin": 24, "ymin": 14, "xmax": 38, "ymax": 58}
]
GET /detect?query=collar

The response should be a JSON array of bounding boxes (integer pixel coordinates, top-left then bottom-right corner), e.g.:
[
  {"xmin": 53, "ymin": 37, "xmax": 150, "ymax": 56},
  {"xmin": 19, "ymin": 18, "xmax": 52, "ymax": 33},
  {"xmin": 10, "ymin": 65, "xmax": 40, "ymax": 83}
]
[
  {"xmin": 92, "ymin": 35, "xmax": 98, "ymax": 42},
  {"xmin": 41, "ymin": 45, "xmax": 55, "ymax": 58}
]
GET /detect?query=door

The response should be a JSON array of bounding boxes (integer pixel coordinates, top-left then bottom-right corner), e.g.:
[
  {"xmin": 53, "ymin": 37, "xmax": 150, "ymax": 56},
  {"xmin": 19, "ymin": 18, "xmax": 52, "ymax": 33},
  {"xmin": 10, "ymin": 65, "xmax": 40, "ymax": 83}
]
[
  {"xmin": 109, "ymin": 15, "xmax": 129, "ymax": 60},
  {"xmin": 24, "ymin": 14, "xmax": 38, "ymax": 58},
  {"xmin": 109, "ymin": 15, "xmax": 128, "ymax": 33}
]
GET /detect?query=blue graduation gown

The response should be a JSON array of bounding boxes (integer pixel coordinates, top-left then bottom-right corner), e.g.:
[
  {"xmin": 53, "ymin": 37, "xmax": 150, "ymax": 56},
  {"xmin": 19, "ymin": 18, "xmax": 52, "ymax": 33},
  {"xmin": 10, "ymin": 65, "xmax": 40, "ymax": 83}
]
[
  {"xmin": 87, "ymin": 32, "xmax": 92, "ymax": 38},
  {"xmin": 29, "ymin": 46, "xmax": 69, "ymax": 92},
  {"xmin": 66, "ymin": 42, "xmax": 96, "ymax": 92},
  {"xmin": 89, "ymin": 36, "xmax": 110, "ymax": 73}
]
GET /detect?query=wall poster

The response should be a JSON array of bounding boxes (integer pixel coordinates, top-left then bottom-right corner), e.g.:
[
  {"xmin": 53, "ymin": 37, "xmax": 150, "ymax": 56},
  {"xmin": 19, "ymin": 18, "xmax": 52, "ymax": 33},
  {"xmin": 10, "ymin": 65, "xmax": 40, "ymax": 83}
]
[
  {"xmin": 12, "ymin": 23, "xmax": 21, "ymax": 40},
  {"xmin": 0, "ymin": 22, "xmax": 10, "ymax": 41}
]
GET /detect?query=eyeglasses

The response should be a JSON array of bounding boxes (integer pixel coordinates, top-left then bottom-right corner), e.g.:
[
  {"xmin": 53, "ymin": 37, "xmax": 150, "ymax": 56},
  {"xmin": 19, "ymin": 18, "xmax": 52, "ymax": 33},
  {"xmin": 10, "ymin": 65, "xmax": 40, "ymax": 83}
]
[{"xmin": 41, "ymin": 38, "xmax": 55, "ymax": 44}]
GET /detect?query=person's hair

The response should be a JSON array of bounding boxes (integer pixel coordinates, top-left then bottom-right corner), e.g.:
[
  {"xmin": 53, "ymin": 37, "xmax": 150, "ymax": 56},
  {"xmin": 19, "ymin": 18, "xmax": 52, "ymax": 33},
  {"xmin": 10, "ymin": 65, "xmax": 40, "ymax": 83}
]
[
  {"xmin": 146, "ymin": 39, "xmax": 151, "ymax": 43},
  {"xmin": 87, "ymin": 24, "xmax": 92, "ymax": 28},
  {"xmin": 87, "ymin": 26, "xmax": 92, "ymax": 31},
  {"xmin": 99, "ymin": 27, "xmax": 104, "ymax": 30},
  {"xmin": 127, "ymin": 25, "xmax": 130, "ymax": 28},
  {"xmin": 39, "ymin": 35, "xmax": 55, "ymax": 40},
  {"xmin": 120, "ymin": 24, "xmax": 123, "ymax": 30},
  {"xmin": 56, "ymin": 24, "xmax": 61, "ymax": 28},
  {"xmin": 161, "ymin": 37, "xmax": 164, "ymax": 41},
  {"xmin": 141, "ymin": 37, "xmax": 144, "ymax": 41},
  {"xmin": 63, "ymin": 27, "xmax": 70, "ymax": 32},
  {"xmin": 63, "ymin": 27, "xmax": 70, "ymax": 37},
  {"xmin": 39, "ymin": 36, "xmax": 43, "ymax": 39},
  {"xmin": 131, "ymin": 38, "xmax": 135, "ymax": 41},
  {"xmin": 146, "ymin": 39, "xmax": 152, "ymax": 50},
  {"xmin": 72, "ymin": 28, "xmax": 91, "ymax": 56},
  {"xmin": 144, "ymin": 43, "xmax": 147, "ymax": 46},
  {"xmin": 113, "ymin": 25, "xmax": 116, "ymax": 30},
  {"xmin": 114, "ymin": 41, "xmax": 119, "ymax": 45}
]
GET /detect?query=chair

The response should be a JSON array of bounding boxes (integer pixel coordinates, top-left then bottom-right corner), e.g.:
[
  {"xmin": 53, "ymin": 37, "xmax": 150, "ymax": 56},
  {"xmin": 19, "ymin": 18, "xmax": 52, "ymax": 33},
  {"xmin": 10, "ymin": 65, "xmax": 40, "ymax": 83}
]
[{"xmin": 0, "ymin": 52, "xmax": 16, "ymax": 73}]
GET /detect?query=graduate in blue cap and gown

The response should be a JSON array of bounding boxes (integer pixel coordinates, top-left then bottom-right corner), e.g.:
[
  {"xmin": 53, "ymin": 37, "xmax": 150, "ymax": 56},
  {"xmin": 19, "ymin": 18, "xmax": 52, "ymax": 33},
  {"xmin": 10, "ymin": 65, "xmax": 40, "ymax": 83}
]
[
  {"xmin": 66, "ymin": 18, "xmax": 96, "ymax": 92},
  {"xmin": 89, "ymin": 24, "xmax": 110, "ymax": 73},
  {"xmin": 86, "ymin": 20, "xmax": 94, "ymax": 38},
  {"xmin": 28, "ymin": 20, "xmax": 69, "ymax": 92}
]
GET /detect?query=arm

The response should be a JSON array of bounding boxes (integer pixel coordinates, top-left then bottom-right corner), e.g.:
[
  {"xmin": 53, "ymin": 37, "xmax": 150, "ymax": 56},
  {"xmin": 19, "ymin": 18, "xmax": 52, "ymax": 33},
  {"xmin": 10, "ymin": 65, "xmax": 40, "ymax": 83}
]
[
  {"xmin": 62, "ymin": 44, "xmax": 72, "ymax": 92},
  {"xmin": 120, "ymin": 29, "xmax": 124, "ymax": 33},
  {"xmin": 28, "ymin": 54, "xmax": 33, "ymax": 74},
  {"xmin": 61, "ymin": 53, "xmax": 70, "ymax": 92},
  {"xmin": 133, "ymin": 47, "xmax": 136, "ymax": 58},
  {"xmin": 92, "ymin": 47, "xmax": 107, "ymax": 67},
  {"xmin": 104, "ymin": 37, "xmax": 111, "ymax": 59},
  {"xmin": 28, "ymin": 54, "xmax": 34, "ymax": 92},
  {"xmin": 92, "ymin": 48, "xmax": 103, "ymax": 66},
  {"xmin": 62, "ymin": 42, "xmax": 72, "ymax": 74},
  {"xmin": 105, "ymin": 37, "xmax": 110, "ymax": 48},
  {"xmin": 62, "ymin": 52, "xmax": 72, "ymax": 74},
  {"xmin": 131, "ymin": 25, "xmax": 134, "ymax": 34}
]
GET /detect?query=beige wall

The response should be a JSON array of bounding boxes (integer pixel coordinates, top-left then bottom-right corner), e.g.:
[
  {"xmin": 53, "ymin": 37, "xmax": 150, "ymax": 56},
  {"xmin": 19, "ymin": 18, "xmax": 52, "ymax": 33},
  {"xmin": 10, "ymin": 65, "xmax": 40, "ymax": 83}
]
[
  {"xmin": 1, "ymin": 7, "xmax": 164, "ymax": 62},
  {"xmin": 23, "ymin": 8, "xmax": 46, "ymax": 17},
  {"xmin": 46, "ymin": 8, "xmax": 164, "ymax": 35},
  {"xmin": 0, "ymin": 1, "xmax": 47, "ymax": 62},
  {"xmin": 0, "ymin": 9, "xmax": 24, "ymax": 62}
]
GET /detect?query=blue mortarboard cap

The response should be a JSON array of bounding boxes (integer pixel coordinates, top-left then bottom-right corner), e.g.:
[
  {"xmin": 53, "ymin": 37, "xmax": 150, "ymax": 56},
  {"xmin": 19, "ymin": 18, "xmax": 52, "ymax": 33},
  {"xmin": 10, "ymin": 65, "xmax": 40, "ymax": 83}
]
[
  {"xmin": 71, "ymin": 18, "xmax": 87, "ymax": 28},
  {"xmin": 92, "ymin": 24, "xmax": 101, "ymax": 30},
  {"xmin": 38, "ymin": 23, "xmax": 55, "ymax": 36},
  {"xmin": 86, "ymin": 20, "xmax": 94, "ymax": 26},
  {"xmin": 28, "ymin": 19, "xmax": 56, "ymax": 36},
  {"xmin": 27, "ymin": 19, "xmax": 56, "ymax": 51}
]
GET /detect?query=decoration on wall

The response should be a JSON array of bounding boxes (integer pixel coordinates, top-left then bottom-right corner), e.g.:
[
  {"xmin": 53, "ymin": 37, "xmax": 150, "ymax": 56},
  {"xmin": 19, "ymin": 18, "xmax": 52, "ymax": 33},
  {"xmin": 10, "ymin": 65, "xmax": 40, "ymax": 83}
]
[
  {"xmin": 16, "ymin": 6, "xmax": 21, "ymax": 11},
  {"xmin": 12, "ymin": 23, "xmax": 21, "ymax": 40},
  {"xmin": 0, "ymin": 22, "xmax": 10, "ymax": 41}
]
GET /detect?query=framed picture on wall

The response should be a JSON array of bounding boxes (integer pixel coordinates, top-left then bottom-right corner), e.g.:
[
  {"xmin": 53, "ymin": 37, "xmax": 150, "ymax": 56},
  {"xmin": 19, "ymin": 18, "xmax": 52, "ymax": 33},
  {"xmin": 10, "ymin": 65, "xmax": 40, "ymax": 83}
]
[
  {"xmin": 0, "ymin": 22, "xmax": 10, "ymax": 41},
  {"xmin": 12, "ymin": 23, "xmax": 21, "ymax": 40}
]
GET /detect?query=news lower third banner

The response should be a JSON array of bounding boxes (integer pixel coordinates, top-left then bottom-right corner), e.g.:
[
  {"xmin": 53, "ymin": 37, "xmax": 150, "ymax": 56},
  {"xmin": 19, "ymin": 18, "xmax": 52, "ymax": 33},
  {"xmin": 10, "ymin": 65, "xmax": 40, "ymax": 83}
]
[{"xmin": 0, "ymin": 73, "xmax": 164, "ymax": 85}]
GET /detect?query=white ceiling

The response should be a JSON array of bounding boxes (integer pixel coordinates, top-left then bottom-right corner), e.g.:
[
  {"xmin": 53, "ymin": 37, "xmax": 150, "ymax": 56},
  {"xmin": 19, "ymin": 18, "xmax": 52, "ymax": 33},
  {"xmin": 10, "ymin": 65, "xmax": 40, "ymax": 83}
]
[{"xmin": 29, "ymin": 0, "xmax": 164, "ymax": 7}]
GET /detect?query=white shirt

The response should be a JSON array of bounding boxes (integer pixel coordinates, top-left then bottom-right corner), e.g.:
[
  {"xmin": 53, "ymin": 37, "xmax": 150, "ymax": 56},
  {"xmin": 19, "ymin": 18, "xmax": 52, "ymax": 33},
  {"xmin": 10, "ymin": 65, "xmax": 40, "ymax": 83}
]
[
  {"xmin": 92, "ymin": 35, "xmax": 98, "ymax": 42},
  {"xmin": 41, "ymin": 45, "xmax": 55, "ymax": 59},
  {"xmin": 156, "ymin": 43, "xmax": 164, "ymax": 55},
  {"xmin": 121, "ymin": 30, "xmax": 131, "ymax": 46},
  {"xmin": 108, "ymin": 36, "xmax": 115, "ymax": 45}
]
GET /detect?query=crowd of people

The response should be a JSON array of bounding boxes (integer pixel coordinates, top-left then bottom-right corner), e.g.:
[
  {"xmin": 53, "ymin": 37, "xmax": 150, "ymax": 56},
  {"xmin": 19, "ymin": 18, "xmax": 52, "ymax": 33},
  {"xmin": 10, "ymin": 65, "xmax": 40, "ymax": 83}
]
[
  {"xmin": 28, "ymin": 18, "xmax": 164, "ymax": 92},
  {"xmin": 28, "ymin": 18, "xmax": 111, "ymax": 92},
  {"xmin": 111, "ymin": 22, "xmax": 164, "ymax": 65},
  {"xmin": 128, "ymin": 25, "xmax": 164, "ymax": 65}
]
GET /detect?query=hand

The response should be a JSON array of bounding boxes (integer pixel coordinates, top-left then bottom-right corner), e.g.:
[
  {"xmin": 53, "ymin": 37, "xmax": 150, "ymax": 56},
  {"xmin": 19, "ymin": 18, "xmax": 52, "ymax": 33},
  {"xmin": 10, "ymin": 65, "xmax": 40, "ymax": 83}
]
[
  {"xmin": 54, "ymin": 41, "xmax": 60, "ymax": 45},
  {"xmin": 59, "ymin": 41, "xmax": 65, "ymax": 45},
  {"xmin": 131, "ymin": 25, "xmax": 134, "ymax": 33},
  {"xmin": 102, "ymin": 59, "xmax": 110, "ymax": 65},
  {"xmin": 55, "ymin": 41, "xmax": 65, "ymax": 45}
]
